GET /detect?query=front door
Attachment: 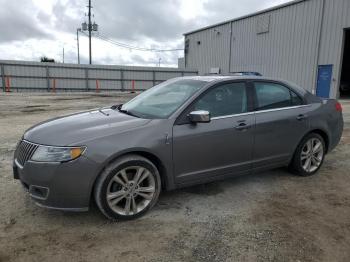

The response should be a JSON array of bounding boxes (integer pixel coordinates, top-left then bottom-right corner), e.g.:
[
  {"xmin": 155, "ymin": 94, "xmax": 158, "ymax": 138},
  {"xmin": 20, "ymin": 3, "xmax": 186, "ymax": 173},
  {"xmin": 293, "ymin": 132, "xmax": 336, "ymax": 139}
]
[{"xmin": 172, "ymin": 81, "xmax": 254, "ymax": 184}]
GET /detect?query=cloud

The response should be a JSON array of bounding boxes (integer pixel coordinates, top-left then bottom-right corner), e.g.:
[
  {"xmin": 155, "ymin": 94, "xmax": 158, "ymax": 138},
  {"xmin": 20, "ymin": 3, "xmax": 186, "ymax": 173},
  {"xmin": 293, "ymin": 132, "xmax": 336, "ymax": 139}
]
[
  {"xmin": 50, "ymin": 1, "xmax": 83, "ymax": 33},
  {"xmin": 0, "ymin": 0, "xmax": 51, "ymax": 43},
  {"xmin": 94, "ymin": 0, "xmax": 196, "ymax": 42},
  {"xmin": 0, "ymin": 0, "xmax": 290, "ymax": 65}
]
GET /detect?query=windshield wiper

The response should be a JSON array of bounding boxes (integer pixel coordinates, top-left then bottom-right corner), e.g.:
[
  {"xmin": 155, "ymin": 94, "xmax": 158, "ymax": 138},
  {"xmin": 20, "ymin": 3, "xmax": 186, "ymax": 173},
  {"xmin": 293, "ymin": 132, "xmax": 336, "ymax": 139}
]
[
  {"xmin": 111, "ymin": 104, "xmax": 121, "ymax": 110},
  {"xmin": 112, "ymin": 104, "xmax": 140, "ymax": 118}
]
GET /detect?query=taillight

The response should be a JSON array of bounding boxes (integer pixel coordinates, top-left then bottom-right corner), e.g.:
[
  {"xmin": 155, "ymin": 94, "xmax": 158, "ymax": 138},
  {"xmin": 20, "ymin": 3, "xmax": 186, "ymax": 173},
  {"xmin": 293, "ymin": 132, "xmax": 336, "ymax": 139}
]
[{"xmin": 335, "ymin": 101, "xmax": 342, "ymax": 112}]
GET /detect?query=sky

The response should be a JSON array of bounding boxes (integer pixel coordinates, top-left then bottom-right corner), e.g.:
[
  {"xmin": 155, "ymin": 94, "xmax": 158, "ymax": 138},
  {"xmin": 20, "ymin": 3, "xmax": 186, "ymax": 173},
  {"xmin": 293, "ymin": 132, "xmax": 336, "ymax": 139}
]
[{"xmin": 0, "ymin": 0, "xmax": 290, "ymax": 67}]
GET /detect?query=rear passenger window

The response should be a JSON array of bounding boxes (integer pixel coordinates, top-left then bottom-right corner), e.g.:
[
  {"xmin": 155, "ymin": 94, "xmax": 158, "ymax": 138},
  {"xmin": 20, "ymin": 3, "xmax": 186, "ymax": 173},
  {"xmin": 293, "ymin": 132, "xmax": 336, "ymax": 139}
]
[{"xmin": 254, "ymin": 82, "xmax": 302, "ymax": 110}]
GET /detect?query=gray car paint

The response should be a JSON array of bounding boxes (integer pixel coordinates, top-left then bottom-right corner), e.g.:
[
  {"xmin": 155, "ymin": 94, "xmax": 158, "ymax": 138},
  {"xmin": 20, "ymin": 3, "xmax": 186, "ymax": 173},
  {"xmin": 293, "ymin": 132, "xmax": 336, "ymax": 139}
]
[
  {"xmin": 14, "ymin": 76, "xmax": 344, "ymax": 211},
  {"xmin": 173, "ymin": 113, "xmax": 255, "ymax": 184},
  {"xmin": 252, "ymin": 105, "xmax": 310, "ymax": 170}
]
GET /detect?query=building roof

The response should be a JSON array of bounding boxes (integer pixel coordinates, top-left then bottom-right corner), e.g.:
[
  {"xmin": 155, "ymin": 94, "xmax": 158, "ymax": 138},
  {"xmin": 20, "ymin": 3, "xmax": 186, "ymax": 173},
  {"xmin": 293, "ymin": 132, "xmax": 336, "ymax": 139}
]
[{"xmin": 183, "ymin": 0, "xmax": 308, "ymax": 36}]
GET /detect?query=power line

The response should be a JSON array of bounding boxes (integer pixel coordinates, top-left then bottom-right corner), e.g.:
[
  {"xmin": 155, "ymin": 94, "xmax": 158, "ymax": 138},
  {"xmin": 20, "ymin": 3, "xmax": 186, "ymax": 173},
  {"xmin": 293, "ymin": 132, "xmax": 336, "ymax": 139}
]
[
  {"xmin": 80, "ymin": 31, "xmax": 183, "ymax": 52},
  {"xmin": 99, "ymin": 34, "xmax": 184, "ymax": 52}
]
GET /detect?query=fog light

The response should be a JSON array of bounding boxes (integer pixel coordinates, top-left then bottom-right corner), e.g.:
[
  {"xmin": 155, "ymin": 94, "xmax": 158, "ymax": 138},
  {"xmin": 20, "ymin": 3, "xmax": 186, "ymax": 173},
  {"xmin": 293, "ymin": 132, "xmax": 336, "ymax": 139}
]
[{"xmin": 29, "ymin": 185, "xmax": 49, "ymax": 200}]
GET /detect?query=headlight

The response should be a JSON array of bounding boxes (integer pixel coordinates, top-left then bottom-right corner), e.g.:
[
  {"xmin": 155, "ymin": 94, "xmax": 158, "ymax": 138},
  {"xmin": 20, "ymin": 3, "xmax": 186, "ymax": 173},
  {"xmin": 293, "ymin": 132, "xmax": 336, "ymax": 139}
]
[{"xmin": 31, "ymin": 146, "xmax": 86, "ymax": 162}]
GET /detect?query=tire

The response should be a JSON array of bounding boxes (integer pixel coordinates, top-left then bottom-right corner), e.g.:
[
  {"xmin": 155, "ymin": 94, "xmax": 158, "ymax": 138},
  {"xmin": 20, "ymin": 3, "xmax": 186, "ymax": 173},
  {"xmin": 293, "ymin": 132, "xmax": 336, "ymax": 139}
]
[
  {"xmin": 289, "ymin": 133, "xmax": 326, "ymax": 176},
  {"xmin": 94, "ymin": 155, "xmax": 161, "ymax": 221}
]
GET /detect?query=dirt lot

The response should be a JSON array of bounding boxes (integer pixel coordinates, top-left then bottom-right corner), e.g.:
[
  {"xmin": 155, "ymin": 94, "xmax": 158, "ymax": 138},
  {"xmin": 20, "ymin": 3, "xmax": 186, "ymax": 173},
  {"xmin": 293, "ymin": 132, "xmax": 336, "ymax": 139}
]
[{"xmin": 0, "ymin": 92, "xmax": 349, "ymax": 262}]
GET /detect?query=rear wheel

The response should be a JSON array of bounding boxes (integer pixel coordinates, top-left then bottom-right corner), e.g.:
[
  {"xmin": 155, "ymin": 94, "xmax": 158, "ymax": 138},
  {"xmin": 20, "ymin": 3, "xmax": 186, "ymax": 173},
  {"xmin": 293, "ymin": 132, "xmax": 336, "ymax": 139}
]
[
  {"xmin": 94, "ymin": 155, "xmax": 161, "ymax": 220},
  {"xmin": 289, "ymin": 133, "xmax": 325, "ymax": 176}
]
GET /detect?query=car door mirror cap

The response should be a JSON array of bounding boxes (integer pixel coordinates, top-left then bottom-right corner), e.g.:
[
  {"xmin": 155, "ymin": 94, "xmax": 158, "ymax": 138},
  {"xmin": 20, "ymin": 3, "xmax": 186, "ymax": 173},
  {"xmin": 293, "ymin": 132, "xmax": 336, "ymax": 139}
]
[{"xmin": 189, "ymin": 110, "xmax": 211, "ymax": 123}]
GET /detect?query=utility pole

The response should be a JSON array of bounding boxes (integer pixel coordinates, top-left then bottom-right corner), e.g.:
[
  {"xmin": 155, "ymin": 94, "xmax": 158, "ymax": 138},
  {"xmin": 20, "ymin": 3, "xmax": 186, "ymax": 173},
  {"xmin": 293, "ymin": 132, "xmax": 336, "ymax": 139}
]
[
  {"xmin": 76, "ymin": 29, "xmax": 81, "ymax": 64},
  {"xmin": 63, "ymin": 46, "xmax": 65, "ymax": 63},
  {"xmin": 88, "ymin": 0, "xmax": 92, "ymax": 64},
  {"xmin": 80, "ymin": 0, "xmax": 98, "ymax": 64}
]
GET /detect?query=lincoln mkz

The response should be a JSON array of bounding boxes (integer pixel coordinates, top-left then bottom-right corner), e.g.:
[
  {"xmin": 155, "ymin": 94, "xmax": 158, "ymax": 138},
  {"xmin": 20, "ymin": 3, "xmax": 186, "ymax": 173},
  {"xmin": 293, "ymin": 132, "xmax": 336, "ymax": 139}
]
[{"xmin": 13, "ymin": 76, "xmax": 343, "ymax": 220}]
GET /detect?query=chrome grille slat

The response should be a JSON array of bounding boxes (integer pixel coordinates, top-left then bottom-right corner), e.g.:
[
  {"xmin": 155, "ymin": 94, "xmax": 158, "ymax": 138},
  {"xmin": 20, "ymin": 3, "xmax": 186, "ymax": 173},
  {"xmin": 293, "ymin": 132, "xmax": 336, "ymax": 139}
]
[
  {"xmin": 18, "ymin": 142, "xmax": 27, "ymax": 165},
  {"xmin": 17, "ymin": 142, "xmax": 25, "ymax": 165},
  {"xmin": 15, "ymin": 141, "xmax": 38, "ymax": 166},
  {"xmin": 27, "ymin": 145, "xmax": 38, "ymax": 160},
  {"xmin": 21, "ymin": 142, "xmax": 28, "ymax": 162},
  {"xmin": 22, "ymin": 143, "xmax": 29, "ymax": 161},
  {"xmin": 17, "ymin": 142, "xmax": 25, "ymax": 164},
  {"xmin": 26, "ymin": 144, "xmax": 37, "ymax": 162},
  {"xmin": 27, "ymin": 146, "xmax": 34, "ymax": 160}
]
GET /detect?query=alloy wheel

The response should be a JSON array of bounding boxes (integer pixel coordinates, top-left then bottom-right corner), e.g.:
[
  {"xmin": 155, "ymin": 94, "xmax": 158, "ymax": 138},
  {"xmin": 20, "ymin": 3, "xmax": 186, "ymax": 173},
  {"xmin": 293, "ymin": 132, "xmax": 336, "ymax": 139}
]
[
  {"xmin": 106, "ymin": 166, "xmax": 156, "ymax": 216},
  {"xmin": 300, "ymin": 138, "xmax": 324, "ymax": 173}
]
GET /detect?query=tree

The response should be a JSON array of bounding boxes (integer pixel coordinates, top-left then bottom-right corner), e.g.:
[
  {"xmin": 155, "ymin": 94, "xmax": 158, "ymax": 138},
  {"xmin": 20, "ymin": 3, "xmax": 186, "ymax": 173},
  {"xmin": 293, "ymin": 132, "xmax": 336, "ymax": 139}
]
[{"xmin": 40, "ymin": 56, "xmax": 55, "ymax": 63}]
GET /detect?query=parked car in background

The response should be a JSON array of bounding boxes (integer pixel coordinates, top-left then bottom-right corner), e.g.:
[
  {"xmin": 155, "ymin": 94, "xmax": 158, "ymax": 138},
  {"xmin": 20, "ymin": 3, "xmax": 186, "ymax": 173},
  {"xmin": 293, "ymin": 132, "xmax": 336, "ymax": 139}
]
[
  {"xmin": 13, "ymin": 76, "xmax": 343, "ymax": 220},
  {"xmin": 340, "ymin": 81, "xmax": 350, "ymax": 93}
]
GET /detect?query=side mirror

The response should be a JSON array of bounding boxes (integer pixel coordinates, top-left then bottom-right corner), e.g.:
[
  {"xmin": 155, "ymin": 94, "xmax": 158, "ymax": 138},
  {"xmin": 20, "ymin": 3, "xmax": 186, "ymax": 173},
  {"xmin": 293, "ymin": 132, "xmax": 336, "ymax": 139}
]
[{"xmin": 189, "ymin": 110, "xmax": 211, "ymax": 123}]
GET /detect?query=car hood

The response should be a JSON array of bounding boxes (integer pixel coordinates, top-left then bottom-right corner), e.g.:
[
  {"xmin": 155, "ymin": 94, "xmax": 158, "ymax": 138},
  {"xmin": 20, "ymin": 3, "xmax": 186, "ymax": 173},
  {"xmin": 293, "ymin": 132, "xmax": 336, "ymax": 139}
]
[{"xmin": 24, "ymin": 108, "xmax": 151, "ymax": 146}]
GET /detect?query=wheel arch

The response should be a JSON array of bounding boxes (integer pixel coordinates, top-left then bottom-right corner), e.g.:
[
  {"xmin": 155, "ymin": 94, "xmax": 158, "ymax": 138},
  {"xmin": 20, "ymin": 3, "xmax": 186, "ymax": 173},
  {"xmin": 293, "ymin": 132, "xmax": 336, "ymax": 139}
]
[
  {"xmin": 307, "ymin": 129, "xmax": 330, "ymax": 153},
  {"xmin": 289, "ymin": 128, "xmax": 329, "ymax": 175},
  {"xmin": 125, "ymin": 151, "xmax": 169, "ymax": 190},
  {"xmin": 292, "ymin": 129, "xmax": 329, "ymax": 158}
]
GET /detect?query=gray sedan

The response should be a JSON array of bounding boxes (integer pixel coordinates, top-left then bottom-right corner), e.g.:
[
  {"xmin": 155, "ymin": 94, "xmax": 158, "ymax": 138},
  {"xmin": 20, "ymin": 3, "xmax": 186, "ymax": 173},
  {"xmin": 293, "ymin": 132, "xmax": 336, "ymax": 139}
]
[{"xmin": 13, "ymin": 76, "xmax": 343, "ymax": 220}]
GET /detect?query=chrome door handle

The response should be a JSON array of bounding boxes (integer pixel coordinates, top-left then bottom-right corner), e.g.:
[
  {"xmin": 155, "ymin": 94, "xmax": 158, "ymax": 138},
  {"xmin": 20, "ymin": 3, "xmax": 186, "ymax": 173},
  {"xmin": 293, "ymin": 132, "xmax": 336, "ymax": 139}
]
[
  {"xmin": 235, "ymin": 123, "xmax": 250, "ymax": 131},
  {"xmin": 297, "ymin": 114, "xmax": 308, "ymax": 121}
]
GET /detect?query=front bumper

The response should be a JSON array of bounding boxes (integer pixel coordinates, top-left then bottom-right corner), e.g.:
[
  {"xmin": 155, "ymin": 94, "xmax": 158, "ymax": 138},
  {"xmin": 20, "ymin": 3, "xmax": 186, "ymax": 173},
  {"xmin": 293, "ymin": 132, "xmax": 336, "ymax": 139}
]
[{"xmin": 13, "ymin": 155, "xmax": 99, "ymax": 211}]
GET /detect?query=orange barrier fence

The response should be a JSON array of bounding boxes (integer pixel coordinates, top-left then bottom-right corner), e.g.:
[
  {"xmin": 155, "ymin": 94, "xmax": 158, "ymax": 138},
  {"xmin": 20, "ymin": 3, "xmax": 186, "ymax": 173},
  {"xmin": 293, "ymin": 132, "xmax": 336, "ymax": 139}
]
[
  {"xmin": 52, "ymin": 79, "xmax": 56, "ymax": 93},
  {"xmin": 5, "ymin": 76, "xmax": 11, "ymax": 92},
  {"xmin": 131, "ymin": 80, "xmax": 135, "ymax": 93},
  {"xmin": 96, "ymin": 80, "xmax": 100, "ymax": 93}
]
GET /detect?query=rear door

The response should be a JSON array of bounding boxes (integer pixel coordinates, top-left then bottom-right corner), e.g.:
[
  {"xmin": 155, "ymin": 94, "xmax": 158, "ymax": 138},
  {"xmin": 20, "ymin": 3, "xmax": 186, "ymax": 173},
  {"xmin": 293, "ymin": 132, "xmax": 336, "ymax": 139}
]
[
  {"xmin": 172, "ymin": 81, "xmax": 254, "ymax": 184},
  {"xmin": 251, "ymin": 81, "xmax": 309, "ymax": 171}
]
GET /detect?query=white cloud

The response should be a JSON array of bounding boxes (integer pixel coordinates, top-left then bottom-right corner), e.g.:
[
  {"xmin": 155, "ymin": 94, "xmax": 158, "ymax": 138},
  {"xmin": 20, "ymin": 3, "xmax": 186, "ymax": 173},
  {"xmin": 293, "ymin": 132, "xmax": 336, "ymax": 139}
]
[
  {"xmin": 0, "ymin": 0, "xmax": 290, "ymax": 66},
  {"xmin": 32, "ymin": 0, "xmax": 56, "ymax": 13},
  {"xmin": 179, "ymin": 0, "xmax": 209, "ymax": 20}
]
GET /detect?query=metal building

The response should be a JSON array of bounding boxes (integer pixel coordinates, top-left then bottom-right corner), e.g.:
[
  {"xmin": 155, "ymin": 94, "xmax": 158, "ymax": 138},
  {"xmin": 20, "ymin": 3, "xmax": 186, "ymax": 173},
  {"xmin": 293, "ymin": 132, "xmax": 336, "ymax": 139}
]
[{"xmin": 183, "ymin": 0, "xmax": 350, "ymax": 99}]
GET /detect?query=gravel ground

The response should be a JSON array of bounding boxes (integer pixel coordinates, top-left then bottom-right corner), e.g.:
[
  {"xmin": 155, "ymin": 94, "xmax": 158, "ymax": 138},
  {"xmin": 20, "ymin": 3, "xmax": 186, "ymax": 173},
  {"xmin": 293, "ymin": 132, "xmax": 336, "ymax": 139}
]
[{"xmin": 0, "ymin": 92, "xmax": 349, "ymax": 262}]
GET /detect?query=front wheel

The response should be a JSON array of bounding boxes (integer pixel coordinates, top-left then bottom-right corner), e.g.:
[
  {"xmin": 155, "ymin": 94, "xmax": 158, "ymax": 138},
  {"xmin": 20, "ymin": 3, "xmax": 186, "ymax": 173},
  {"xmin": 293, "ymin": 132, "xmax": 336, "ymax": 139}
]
[
  {"xmin": 94, "ymin": 155, "xmax": 161, "ymax": 220},
  {"xmin": 289, "ymin": 133, "xmax": 326, "ymax": 176}
]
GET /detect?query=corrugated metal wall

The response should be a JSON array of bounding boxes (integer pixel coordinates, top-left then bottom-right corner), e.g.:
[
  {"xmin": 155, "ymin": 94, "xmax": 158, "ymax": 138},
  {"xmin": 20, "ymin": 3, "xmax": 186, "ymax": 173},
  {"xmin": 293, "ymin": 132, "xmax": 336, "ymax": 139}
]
[
  {"xmin": 185, "ymin": 23, "xmax": 232, "ymax": 74},
  {"xmin": 318, "ymin": 0, "xmax": 350, "ymax": 98},
  {"xmin": 184, "ymin": 0, "xmax": 350, "ymax": 98},
  {"xmin": 230, "ymin": 0, "xmax": 323, "ymax": 90},
  {"xmin": 0, "ymin": 60, "xmax": 198, "ymax": 92}
]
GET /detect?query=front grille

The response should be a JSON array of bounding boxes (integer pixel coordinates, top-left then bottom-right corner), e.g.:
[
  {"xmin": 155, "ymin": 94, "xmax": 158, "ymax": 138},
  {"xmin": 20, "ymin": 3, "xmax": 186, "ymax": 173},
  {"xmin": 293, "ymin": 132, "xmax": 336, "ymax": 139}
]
[{"xmin": 15, "ymin": 140, "xmax": 39, "ymax": 166}]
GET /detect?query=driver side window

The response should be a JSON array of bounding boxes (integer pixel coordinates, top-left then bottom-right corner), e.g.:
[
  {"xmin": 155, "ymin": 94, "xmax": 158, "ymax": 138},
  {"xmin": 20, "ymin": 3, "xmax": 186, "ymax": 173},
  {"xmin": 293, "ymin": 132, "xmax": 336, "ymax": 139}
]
[{"xmin": 193, "ymin": 82, "xmax": 247, "ymax": 118}]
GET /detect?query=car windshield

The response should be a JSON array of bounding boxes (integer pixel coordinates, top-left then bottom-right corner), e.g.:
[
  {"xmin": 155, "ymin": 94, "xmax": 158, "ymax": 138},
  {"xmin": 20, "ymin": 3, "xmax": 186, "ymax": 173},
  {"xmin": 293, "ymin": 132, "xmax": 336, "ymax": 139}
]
[{"xmin": 120, "ymin": 79, "xmax": 207, "ymax": 119}]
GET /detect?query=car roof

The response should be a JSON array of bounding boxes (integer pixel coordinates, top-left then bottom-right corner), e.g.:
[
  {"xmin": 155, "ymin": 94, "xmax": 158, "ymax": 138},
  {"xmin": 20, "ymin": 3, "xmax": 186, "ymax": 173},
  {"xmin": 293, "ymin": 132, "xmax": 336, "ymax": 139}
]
[
  {"xmin": 178, "ymin": 75, "xmax": 278, "ymax": 82},
  {"xmin": 176, "ymin": 75, "xmax": 308, "ymax": 95}
]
